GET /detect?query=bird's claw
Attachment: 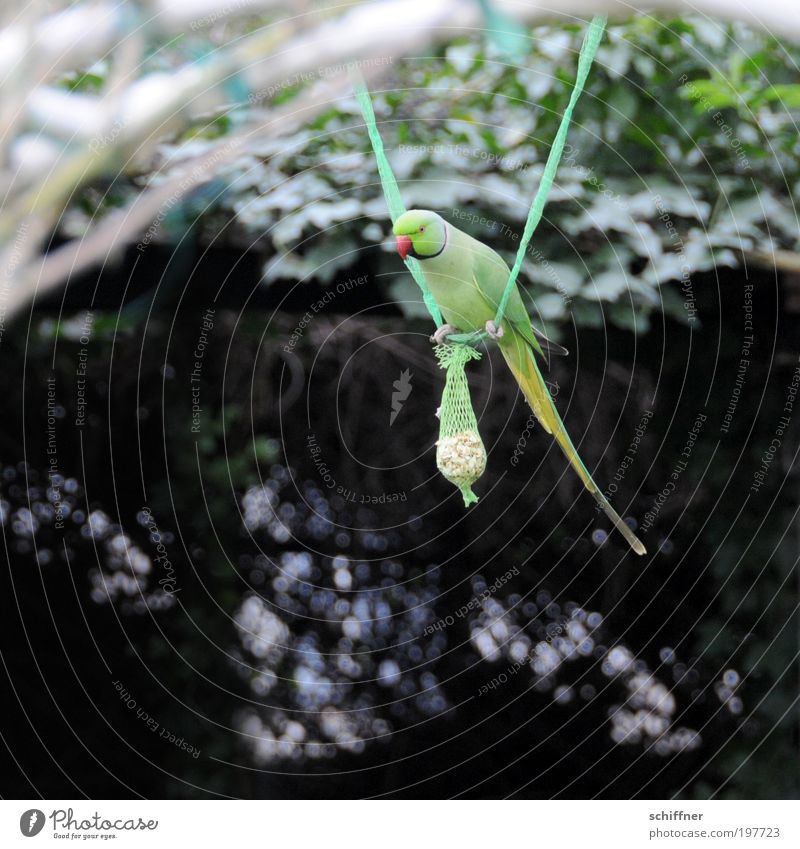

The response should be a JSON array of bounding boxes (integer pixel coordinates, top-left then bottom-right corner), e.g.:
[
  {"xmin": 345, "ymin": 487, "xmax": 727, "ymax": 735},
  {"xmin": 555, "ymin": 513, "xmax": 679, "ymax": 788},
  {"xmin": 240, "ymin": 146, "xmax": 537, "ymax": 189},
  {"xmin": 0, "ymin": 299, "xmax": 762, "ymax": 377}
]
[
  {"xmin": 430, "ymin": 324, "xmax": 457, "ymax": 345},
  {"xmin": 485, "ymin": 320, "xmax": 504, "ymax": 340}
]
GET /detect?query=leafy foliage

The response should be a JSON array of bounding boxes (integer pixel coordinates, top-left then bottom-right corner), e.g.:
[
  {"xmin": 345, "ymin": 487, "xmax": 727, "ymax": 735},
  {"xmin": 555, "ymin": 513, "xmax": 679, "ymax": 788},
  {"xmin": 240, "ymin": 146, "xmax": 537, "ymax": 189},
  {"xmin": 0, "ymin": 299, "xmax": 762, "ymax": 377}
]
[{"xmin": 182, "ymin": 16, "xmax": 798, "ymax": 332}]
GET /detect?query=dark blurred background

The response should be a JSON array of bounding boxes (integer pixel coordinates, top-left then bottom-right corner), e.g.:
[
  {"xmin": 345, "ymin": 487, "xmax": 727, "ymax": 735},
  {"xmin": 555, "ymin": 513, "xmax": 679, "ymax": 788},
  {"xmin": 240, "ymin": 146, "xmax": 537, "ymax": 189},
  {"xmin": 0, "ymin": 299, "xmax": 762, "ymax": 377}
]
[
  {"xmin": 2, "ymin": 251, "xmax": 798, "ymax": 799},
  {"xmin": 1, "ymin": 8, "xmax": 799, "ymax": 799}
]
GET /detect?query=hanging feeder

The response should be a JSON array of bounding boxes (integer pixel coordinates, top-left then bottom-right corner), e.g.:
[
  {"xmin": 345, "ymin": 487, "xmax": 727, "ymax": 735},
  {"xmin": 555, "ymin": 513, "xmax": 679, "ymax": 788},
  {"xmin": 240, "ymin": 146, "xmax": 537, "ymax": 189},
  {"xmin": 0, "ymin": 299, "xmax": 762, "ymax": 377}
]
[{"xmin": 354, "ymin": 16, "xmax": 607, "ymax": 506}]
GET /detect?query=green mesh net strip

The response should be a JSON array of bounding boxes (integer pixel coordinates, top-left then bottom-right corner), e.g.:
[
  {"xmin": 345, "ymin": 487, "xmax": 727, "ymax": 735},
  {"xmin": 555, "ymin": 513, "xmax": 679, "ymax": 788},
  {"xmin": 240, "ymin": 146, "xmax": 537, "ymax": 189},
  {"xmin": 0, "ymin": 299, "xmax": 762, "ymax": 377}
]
[
  {"xmin": 435, "ymin": 344, "xmax": 486, "ymax": 506},
  {"xmin": 436, "ymin": 344, "xmax": 482, "ymax": 437},
  {"xmin": 494, "ymin": 15, "xmax": 606, "ymax": 325},
  {"xmin": 353, "ymin": 82, "xmax": 443, "ymax": 327}
]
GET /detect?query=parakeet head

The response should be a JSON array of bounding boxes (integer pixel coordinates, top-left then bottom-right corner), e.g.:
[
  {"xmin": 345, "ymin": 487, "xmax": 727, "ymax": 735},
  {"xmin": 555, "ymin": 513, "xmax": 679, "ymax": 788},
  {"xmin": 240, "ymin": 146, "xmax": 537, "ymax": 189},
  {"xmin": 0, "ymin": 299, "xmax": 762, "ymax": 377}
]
[{"xmin": 392, "ymin": 210, "xmax": 447, "ymax": 260}]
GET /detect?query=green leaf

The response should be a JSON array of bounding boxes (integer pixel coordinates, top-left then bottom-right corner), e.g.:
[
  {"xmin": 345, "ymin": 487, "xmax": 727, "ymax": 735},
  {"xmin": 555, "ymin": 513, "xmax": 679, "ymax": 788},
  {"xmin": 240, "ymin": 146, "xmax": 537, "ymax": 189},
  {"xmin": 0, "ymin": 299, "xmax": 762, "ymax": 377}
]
[
  {"xmin": 757, "ymin": 84, "xmax": 800, "ymax": 108},
  {"xmin": 682, "ymin": 78, "xmax": 738, "ymax": 110}
]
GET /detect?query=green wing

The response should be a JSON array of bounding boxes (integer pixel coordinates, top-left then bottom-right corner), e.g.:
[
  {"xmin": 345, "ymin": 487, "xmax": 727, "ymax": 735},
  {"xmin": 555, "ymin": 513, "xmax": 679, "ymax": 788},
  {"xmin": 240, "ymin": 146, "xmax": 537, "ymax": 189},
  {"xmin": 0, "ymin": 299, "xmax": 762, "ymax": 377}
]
[{"xmin": 470, "ymin": 241, "xmax": 546, "ymax": 357}]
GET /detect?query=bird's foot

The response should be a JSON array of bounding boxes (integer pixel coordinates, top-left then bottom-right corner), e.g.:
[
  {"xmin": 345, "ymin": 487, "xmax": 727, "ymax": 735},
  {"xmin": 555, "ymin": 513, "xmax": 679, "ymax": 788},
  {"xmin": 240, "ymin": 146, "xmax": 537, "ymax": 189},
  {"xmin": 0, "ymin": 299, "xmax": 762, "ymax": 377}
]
[
  {"xmin": 484, "ymin": 320, "xmax": 504, "ymax": 340},
  {"xmin": 430, "ymin": 323, "xmax": 457, "ymax": 345}
]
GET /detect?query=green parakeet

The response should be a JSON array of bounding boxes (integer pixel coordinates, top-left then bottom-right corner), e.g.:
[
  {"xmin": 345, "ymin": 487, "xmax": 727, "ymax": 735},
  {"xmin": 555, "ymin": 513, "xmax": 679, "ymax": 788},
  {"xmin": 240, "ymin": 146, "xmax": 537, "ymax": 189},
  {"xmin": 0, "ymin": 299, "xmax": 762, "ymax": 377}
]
[{"xmin": 393, "ymin": 209, "xmax": 646, "ymax": 556}]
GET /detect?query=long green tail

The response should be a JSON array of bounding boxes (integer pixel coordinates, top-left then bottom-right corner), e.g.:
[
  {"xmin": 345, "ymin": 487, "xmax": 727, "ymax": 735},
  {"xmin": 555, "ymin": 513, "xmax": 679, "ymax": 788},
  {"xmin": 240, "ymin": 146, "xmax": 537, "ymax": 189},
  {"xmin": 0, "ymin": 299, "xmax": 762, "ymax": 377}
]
[{"xmin": 500, "ymin": 335, "xmax": 646, "ymax": 556}]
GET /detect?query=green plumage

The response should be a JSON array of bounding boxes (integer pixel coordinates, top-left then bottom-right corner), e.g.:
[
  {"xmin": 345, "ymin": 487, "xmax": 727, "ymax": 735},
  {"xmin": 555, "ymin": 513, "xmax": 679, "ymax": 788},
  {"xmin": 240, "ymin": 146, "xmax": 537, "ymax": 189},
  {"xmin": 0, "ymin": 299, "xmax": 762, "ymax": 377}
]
[{"xmin": 393, "ymin": 209, "xmax": 646, "ymax": 556}]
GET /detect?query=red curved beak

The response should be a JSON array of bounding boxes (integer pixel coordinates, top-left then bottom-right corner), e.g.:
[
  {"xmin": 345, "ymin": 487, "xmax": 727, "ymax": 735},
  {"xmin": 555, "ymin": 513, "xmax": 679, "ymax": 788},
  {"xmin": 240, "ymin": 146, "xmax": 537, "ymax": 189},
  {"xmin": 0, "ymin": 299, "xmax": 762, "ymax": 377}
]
[{"xmin": 396, "ymin": 234, "xmax": 412, "ymax": 260}]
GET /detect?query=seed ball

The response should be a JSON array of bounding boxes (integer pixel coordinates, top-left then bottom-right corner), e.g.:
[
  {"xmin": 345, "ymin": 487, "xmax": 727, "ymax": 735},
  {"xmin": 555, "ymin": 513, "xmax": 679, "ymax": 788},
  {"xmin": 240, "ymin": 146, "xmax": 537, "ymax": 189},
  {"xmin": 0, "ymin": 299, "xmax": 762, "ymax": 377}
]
[{"xmin": 436, "ymin": 430, "xmax": 486, "ymax": 504}]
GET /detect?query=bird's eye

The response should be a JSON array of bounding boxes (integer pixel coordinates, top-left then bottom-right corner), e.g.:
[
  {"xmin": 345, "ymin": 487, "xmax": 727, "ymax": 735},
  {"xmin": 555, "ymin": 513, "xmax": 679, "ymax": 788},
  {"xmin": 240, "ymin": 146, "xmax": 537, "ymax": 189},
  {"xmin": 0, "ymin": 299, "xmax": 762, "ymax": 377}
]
[{"xmin": 419, "ymin": 226, "xmax": 425, "ymax": 233}]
